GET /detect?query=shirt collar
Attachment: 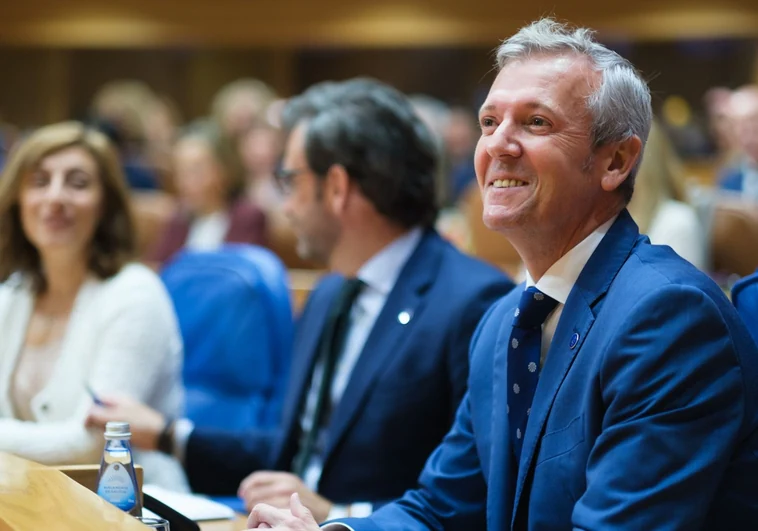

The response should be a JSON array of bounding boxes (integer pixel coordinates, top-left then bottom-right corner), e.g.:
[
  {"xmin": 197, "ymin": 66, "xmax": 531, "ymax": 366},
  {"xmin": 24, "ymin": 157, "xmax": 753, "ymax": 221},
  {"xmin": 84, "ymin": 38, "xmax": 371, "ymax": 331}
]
[
  {"xmin": 356, "ymin": 227, "xmax": 424, "ymax": 296},
  {"xmin": 525, "ymin": 215, "xmax": 618, "ymax": 305}
]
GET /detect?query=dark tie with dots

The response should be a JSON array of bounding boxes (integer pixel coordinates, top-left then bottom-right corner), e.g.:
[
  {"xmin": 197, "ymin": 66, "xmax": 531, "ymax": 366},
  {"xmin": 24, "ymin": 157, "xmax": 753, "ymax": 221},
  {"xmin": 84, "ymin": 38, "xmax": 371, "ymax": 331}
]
[{"xmin": 508, "ymin": 286, "xmax": 559, "ymax": 461}]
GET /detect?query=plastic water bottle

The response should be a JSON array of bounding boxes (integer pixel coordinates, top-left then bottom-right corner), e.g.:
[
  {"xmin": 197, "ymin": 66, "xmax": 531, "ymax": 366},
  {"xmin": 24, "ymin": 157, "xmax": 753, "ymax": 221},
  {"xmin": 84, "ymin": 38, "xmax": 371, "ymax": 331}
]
[{"xmin": 95, "ymin": 421, "xmax": 142, "ymax": 516}]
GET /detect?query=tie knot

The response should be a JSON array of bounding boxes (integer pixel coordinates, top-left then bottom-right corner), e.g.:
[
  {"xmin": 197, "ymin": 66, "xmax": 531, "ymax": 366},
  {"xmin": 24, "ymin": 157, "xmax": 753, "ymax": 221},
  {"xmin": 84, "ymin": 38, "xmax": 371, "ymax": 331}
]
[
  {"xmin": 513, "ymin": 287, "xmax": 559, "ymax": 329},
  {"xmin": 331, "ymin": 277, "xmax": 365, "ymax": 318}
]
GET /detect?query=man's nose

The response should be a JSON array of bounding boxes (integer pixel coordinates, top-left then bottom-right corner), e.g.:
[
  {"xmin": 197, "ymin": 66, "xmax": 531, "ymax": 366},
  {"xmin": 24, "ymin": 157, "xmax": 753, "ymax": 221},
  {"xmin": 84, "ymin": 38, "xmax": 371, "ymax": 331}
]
[{"xmin": 486, "ymin": 122, "xmax": 522, "ymax": 159}]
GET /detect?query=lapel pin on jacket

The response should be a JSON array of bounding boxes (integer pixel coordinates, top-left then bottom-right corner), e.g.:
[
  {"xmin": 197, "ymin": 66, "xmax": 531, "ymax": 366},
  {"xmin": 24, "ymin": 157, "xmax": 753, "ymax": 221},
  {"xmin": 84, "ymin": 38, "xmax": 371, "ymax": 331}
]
[
  {"xmin": 397, "ymin": 310, "xmax": 413, "ymax": 325},
  {"xmin": 569, "ymin": 332, "xmax": 580, "ymax": 349}
]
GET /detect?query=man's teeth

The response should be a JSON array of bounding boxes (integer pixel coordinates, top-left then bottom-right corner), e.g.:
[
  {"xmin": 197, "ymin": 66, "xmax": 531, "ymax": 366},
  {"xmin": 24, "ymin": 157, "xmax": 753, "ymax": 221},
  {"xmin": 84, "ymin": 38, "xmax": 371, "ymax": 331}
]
[{"xmin": 492, "ymin": 179, "xmax": 527, "ymax": 188}]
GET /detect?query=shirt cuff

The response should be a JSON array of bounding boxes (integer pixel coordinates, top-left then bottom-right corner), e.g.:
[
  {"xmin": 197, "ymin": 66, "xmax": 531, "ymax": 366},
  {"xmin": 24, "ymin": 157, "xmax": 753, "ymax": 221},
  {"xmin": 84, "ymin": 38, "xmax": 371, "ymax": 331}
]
[
  {"xmin": 324, "ymin": 502, "xmax": 372, "ymax": 525},
  {"xmin": 172, "ymin": 418, "xmax": 194, "ymax": 465}
]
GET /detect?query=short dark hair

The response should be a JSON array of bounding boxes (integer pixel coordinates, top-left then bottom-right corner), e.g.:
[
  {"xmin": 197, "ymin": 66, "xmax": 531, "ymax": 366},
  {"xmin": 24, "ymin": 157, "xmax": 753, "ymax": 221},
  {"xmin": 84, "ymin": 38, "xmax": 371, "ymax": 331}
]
[
  {"xmin": 282, "ymin": 78, "xmax": 439, "ymax": 228},
  {"xmin": 0, "ymin": 121, "xmax": 136, "ymax": 292}
]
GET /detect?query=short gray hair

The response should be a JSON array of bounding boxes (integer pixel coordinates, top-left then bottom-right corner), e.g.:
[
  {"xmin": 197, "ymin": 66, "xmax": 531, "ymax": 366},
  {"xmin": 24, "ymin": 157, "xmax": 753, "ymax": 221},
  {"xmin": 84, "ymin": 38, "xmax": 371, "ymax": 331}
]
[{"xmin": 496, "ymin": 18, "xmax": 652, "ymax": 202}]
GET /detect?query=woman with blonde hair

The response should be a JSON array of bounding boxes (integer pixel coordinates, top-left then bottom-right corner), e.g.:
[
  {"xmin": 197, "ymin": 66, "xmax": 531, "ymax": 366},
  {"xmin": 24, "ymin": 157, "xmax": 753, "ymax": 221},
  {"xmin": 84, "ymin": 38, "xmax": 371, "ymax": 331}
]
[
  {"xmin": 628, "ymin": 119, "xmax": 706, "ymax": 269},
  {"xmin": 0, "ymin": 121, "xmax": 188, "ymax": 490}
]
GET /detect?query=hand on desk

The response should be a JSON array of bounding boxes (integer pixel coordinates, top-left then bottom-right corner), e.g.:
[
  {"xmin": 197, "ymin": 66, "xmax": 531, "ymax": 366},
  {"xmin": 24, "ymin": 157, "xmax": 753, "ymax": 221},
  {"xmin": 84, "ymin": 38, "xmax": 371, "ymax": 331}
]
[
  {"xmin": 85, "ymin": 395, "xmax": 164, "ymax": 451},
  {"xmin": 247, "ymin": 493, "xmax": 320, "ymax": 530},
  {"xmin": 239, "ymin": 471, "xmax": 332, "ymax": 523}
]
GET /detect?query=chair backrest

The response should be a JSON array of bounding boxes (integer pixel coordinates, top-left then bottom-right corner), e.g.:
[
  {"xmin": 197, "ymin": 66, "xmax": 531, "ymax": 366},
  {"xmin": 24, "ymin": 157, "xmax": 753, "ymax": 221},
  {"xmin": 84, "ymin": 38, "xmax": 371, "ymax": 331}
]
[
  {"xmin": 161, "ymin": 244, "xmax": 293, "ymax": 431},
  {"xmin": 710, "ymin": 200, "xmax": 758, "ymax": 277},
  {"xmin": 732, "ymin": 270, "xmax": 758, "ymax": 347}
]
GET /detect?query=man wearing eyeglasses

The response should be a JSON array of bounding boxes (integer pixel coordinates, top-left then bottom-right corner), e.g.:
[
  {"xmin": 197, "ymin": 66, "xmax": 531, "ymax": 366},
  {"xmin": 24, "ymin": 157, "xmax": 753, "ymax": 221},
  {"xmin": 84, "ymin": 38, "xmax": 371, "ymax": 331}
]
[{"xmin": 87, "ymin": 78, "xmax": 513, "ymax": 522}]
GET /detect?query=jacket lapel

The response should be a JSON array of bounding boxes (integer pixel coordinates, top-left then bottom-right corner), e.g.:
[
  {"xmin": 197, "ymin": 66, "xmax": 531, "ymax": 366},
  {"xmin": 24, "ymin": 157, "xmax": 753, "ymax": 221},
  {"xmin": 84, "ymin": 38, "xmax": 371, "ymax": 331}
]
[
  {"xmin": 321, "ymin": 231, "xmax": 442, "ymax": 464},
  {"xmin": 511, "ymin": 210, "xmax": 642, "ymax": 527}
]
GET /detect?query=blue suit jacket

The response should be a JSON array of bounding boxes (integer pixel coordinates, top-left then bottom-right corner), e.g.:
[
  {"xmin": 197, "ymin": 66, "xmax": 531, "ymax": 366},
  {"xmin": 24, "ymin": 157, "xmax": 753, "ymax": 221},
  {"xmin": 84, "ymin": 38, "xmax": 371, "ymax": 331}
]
[
  {"xmin": 344, "ymin": 211, "xmax": 758, "ymax": 530},
  {"xmin": 732, "ymin": 270, "xmax": 758, "ymax": 347},
  {"xmin": 184, "ymin": 229, "xmax": 514, "ymax": 502}
]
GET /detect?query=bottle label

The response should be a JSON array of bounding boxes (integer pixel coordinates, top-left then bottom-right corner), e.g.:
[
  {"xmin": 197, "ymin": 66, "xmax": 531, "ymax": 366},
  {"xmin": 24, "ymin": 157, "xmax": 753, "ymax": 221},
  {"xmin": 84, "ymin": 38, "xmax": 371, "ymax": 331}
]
[{"xmin": 96, "ymin": 462, "xmax": 137, "ymax": 511}]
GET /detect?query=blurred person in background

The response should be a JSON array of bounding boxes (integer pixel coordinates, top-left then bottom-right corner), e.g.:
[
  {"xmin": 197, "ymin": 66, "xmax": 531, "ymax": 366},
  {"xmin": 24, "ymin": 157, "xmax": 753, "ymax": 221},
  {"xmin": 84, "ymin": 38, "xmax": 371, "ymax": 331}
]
[
  {"xmin": 147, "ymin": 120, "xmax": 267, "ymax": 266},
  {"xmin": 211, "ymin": 79, "xmax": 278, "ymax": 143},
  {"xmin": 444, "ymin": 106, "xmax": 479, "ymax": 205},
  {"xmin": 0, "ymin": 121, "xmax": 188, "ymax": 490},
  {"xmin": 704, "ymin": 87, "xmax": 738, "ymax": 169},
  {"xmin": 90, "ymin": 79, "xmax": 162, "ymax": 191},
  {"xmin": 717, "ymin": 85, "xmax": 758, "ymax": 201},
  {"xmin": 628, "ymin": 119, "xmax": 706, "ymax": 269},
  {"xmin": 409, "ymin": 94, "xmax": 451, "ymax": 207},
  {"xmin": 240, "ymin": 121, "xmax": 285, "ymax": 214},
  {"xmin": 142, "ymin": 93, "xmax": 182, "ymax": 194}
]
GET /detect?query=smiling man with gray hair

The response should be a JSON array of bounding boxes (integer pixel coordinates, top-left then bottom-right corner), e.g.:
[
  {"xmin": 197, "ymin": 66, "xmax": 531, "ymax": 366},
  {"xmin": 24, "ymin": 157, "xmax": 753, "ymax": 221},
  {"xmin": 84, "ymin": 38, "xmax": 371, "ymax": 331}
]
[{"xmin": 248, "ymin": 18, "xmax": 758, "ymax": 531}]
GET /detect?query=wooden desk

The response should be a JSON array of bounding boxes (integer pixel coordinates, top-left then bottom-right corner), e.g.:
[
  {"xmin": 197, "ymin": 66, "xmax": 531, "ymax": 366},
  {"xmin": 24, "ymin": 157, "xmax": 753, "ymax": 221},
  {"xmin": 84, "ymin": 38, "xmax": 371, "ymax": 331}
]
[
  {"xmin": 199, "ymin": 516, "xmax": 249, "ymax": 530},
  {"xmin": 0, "ymin": 452, "xmax": 147, "ymax": 530},
  {"xmin": 289, "ymin": 268, "xmax": 325, "ymax": 313}
]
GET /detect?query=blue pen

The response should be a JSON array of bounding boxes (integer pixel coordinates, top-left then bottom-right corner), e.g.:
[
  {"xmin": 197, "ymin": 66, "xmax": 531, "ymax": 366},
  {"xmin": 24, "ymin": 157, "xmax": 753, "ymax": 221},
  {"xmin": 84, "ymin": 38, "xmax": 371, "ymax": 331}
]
[{"xmin": 86, "ymin": 384, "xmax": 106, "ymax": 406}]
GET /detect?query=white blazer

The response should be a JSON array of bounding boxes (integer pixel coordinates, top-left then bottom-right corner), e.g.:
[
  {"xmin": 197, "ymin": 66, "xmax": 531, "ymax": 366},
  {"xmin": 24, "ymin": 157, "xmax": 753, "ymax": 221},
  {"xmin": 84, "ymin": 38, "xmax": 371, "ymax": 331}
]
[{"xmin": 0, "ymin": 263, "xmax": 189, "ymax": 491}]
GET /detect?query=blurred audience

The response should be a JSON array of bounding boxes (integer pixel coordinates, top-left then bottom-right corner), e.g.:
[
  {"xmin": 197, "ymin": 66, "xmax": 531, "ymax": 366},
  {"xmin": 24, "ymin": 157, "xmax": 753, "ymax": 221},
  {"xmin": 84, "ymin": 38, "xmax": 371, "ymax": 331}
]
[
  {"xmin": 211, "ymin": 79, "xmax": 277, "ymax": 142},
  {"xmin": 628, "ymin": 120, "xmax": 706, "ymax": 269},
  {"xmin": 90, "ymin": 80, "xmax": 162, "ymax": 191},
  {"xmin": 444, "ymin": 106, "xmax": 479, "ymax": 204},
  {"xmin": 703, "ymin": 87, "xmax": 738, "ymax": 167},
  {"xmin": 86, "ymin": 78, "xmax": 513, "ymax": 521},
  {"xmin": 240, "ymin": 121, "xmax": 285, "ymax": 214},
  {"xmin": 0, "ymin": 122, "xmax": 188, "ymax": 490},
  {"xmin": 716, "ymin": 85, "xmax": 758, "ymax": 201},
  {"xmin": 147, "ymin": 120, "xmax": 267, "ymax": 266}
]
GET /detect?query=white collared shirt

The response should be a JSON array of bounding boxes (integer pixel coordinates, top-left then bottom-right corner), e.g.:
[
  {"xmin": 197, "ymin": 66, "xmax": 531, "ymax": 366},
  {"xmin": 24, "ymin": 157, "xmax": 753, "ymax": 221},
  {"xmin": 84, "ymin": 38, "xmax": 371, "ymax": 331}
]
[
  {"xmin": 185, "ymin": 211, "xmax": 230, "ymax": 251},
  {"xmin": 524, "ymin": 215, "xmax": 617, "ymax": 364}
]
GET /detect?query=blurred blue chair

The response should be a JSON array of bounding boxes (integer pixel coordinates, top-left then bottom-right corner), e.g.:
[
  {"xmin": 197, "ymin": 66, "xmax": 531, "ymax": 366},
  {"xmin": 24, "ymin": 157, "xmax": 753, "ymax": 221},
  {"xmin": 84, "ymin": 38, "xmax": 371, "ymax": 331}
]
[
  {"xmin": 732, "ymin": 270, "xmax": 758, "ymax": 347},
  {"xmin": 161, "ymin": 243, "xmax": 293, "ymax": 431}
]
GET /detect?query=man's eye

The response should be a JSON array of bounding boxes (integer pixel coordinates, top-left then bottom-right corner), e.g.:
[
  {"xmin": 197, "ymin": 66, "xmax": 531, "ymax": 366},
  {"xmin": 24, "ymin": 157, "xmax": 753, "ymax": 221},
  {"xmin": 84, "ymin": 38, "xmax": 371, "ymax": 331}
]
[
  {"xmin": 480, "ymin": 118, "xmax": 495, "ymax": 128},
  {"xmin": 529, "ymin": 117, "xmax": 548, "ymax": 127}
]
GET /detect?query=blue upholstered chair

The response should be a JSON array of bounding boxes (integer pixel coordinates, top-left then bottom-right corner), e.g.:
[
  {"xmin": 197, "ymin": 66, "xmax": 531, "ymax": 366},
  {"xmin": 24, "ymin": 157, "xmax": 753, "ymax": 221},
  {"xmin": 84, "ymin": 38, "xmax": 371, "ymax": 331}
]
[
  {"xmin": 161, "ymin": 244, "xmax": 293, "ymax": 431},
  {"xmin": 732, "ymin": 270, "xmax": 758, "ymax": 347}
]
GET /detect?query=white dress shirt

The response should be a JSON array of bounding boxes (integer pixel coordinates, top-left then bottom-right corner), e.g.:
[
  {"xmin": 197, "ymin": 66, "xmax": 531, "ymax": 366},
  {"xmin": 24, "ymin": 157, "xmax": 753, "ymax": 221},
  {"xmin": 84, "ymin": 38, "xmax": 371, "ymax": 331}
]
[
  {"xmin": 526, "ymin": 215, "xmax": 616, "ymax": 366},
  {"xmin": 185, "ymin": 211, "xmax": 230, "ymax": 251},
  {"xmin": 322, "ymin": 216, "xmax": 616, "ymax": 530}
]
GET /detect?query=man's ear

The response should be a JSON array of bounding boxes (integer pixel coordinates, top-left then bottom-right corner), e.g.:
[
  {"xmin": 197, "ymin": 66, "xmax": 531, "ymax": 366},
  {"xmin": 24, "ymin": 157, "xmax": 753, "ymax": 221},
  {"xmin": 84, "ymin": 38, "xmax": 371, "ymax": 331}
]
[
  {"xmin": 323, "ymin": 164, "xmax": 351, "ymax": 214},
  {"xmin": 600, "ymin": 135, "xmax": 643, "ymax": 193}
]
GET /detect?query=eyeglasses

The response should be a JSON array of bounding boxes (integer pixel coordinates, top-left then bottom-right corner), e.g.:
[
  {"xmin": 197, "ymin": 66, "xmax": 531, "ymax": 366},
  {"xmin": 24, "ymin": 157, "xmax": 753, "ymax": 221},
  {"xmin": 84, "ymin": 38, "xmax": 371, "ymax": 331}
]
[{"xmin": 273, "ymin": 167, "xmax": 310, "ymax": 196}]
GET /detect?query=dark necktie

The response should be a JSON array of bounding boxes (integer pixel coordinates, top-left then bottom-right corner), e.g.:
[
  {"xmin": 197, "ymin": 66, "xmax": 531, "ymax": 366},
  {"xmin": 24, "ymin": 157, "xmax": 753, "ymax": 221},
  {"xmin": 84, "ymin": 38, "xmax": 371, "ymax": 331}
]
[
  {"xmin": 291, "ymin": 277, "xmax": 365, "ymax": 477},
  {"xmin": 508, "ymin": 286, "xmax": 559, "ymax": 461}
]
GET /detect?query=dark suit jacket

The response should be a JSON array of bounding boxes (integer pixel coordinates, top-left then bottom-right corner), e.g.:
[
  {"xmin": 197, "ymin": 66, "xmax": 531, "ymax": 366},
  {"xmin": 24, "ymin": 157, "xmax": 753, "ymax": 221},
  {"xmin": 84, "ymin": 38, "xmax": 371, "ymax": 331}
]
[
  {"xmin": 184, "ymin": 229, "xmax": 514, "ymax": 503},
  {"xmin": 344, "ymin": 210, "xmax": 758, "ymax": 531},
  {"xmin": 148, "ymin": 199, "xmax": 267, "ymax": 265}
]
